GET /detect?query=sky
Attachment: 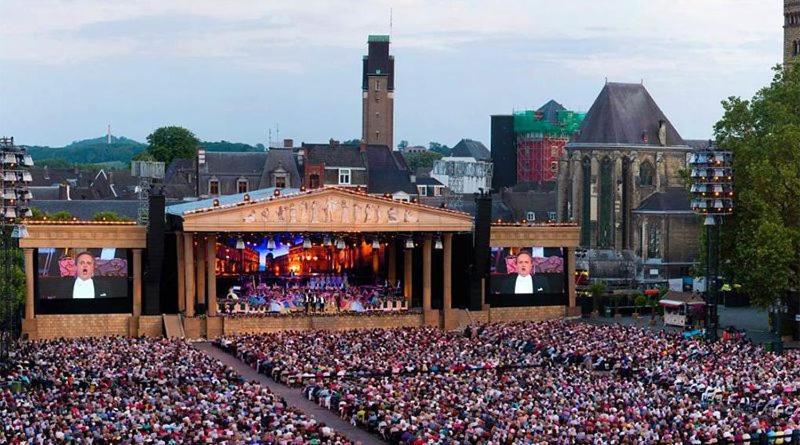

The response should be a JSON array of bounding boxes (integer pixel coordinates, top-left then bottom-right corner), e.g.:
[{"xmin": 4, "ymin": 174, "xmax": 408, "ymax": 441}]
[{"xmin": 0, "ymin": 0, "xmax": 783, "ymax": 148}]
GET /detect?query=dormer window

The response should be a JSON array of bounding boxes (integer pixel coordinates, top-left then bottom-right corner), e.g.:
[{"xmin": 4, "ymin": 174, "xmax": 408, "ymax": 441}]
[
  {"xmin": 237, "ymin": 178, "xmax": 248, "ymax": 194},
  {"xmin": 209, "ymin": 178, "xmax": 220, "ymax": 196},
  {"xmin": 274, "ymin": 175, "xmax": 287, "ymax": 189},
  {"xmin": 338, "ymin": 168, "xmax": 351, "ymax": 185}
]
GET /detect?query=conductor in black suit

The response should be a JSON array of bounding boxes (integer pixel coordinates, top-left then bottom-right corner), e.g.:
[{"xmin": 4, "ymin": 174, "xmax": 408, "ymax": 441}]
[
  {"xmin": 71, "ymin": 251, "xmax": 112, "ymax": 299},
  {"xmin": 498, "ymin": 251, "xmax": 551, "ymax": 294}
]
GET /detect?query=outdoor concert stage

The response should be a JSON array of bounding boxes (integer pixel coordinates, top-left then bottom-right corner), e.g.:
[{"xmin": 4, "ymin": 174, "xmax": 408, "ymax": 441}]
[{"xmin": 20, "ymin": 187, "xmax": 580, "ymax": 340}]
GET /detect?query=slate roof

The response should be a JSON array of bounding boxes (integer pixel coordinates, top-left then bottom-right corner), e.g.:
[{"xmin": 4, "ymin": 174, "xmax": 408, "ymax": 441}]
[
  {"xmin": 500, "ymin": 190, "xmax": 557, "ymax": 221},
  {"xmin": 573, "ymin": 82, "xmax": 685, "ymax": 147},
  {"xmin": 260, "ymin": 149, "xmax": 301, "ymax": 188},
  {"xmin": 364, "ymin": 146, "xmax": 416, "ymax": 194},
  {"xmin": 28, "ymin": 186, "xmax": 61, "ymax": 200},
  {"xmin": 450, "ymin": 139, "xmax": 491, "ymax": 161},
  {"xmin": 419, "ymin": 195, "xmax": 513, "ymax": 220},
  {"xmin": 415, "ymin": 177, "xmax": 444, "ymax": 186},
  {"xmin": 537, "ymin": 100, "xmax": 566, "ymax": 124},
  {"xmin": 303, "ymin": 143, "xmax": 366, "ymax": 168},
  {"xmin": 684, "ymin": 139, "xmax": 713, "ymax": 150},
  {"xmin": 202, "ymin": 152, "xmax": 268, "ymax": 175},
  {"xmin": 30, "ymin": 200, "xmax": 142, "ymax": 220},
  {"xmin": 633, "ymin": 187, "xmax": 692, "ymax": 213}
]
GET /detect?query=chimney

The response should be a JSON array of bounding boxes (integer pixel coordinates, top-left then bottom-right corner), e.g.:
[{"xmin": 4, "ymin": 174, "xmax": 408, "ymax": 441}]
[
  {"xmin": 658, "ymin": 120, "xmax": 667, "ymax": 146},
  {"xmin": 283, "ymin": 138, "xmax": 293, "ymax": 148},
  {"xmin": 43, "ymin": 165, "xmax": 50, "ymax": 180},
  {"xmin": 58, "ymin": 183, "xmax": 71, "ymax": 200},
  {"xmin": 359, "ymin": 141, "xmax": 367, "ymax": 153},
  {"xmin": 329, "ymin": 138, "xmax": 339, "ymax": 148},
  {"xmin": 296, "ymin": 148, "xmax": 305, "ymax": 166}
]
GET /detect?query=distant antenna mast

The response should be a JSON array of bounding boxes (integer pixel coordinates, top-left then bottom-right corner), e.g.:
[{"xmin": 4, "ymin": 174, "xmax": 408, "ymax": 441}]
[
  {"xmin": 276, "ymin": 123, "xmax": 280, "ymax": 145},
  {"xmin": 107, "ymin": 124, "xmax": 111, "ymax": 144},
  {"xmin": 268, "ymin": 129, "xmax": 272, "ymax": 148},
  {"xmin": 390, "ymin": 7, "xmax": 393, "ymax": 36}
]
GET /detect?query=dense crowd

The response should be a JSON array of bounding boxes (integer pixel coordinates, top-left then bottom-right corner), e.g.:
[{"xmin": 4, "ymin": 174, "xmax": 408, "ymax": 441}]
[
  {"xmin": 0, "ymin": 337, "xmax": 352, "ymax": 444},
  {"xmin": 217, "ymin": 321, "xmax": 800, "ymax": 444}
]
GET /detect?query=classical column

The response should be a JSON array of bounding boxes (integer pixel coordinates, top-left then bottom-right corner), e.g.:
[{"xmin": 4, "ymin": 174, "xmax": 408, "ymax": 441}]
[
  {"xmin": 388, "ymin": 241, "xmax": 397, "ymax": 285},
  {"xmin": 132, "ymin": 249, "xmax": 142, "ymax": 317},
  {"xmin": 422, "ymin": 235, "xmax": 432, "ymax": 311},
  {"xmin": 372, "ymin": 245, "xmax": 380, "ymax": 275},
  {"xmin": 206, "ymin": 235, "xmax": 218, "ymax": 317},
  {"xmin": 23, "ymin": 248, "xmax": 34, "ymax": 320},
  {"xmin": 195, "ymin": 237, "xmax": 206, "ymax": 306},
  {"xmin": 403, "ymin": 245, "xmax": 413, "ymax": 303},
  {"xmin": 183, "ymin": 232, "xmax": 195, "ymax": 317},
  {"xmin": 566, "ymin": 247, "xmax": 576, "ymax": 309},
  {"xmin": 176, "ymin": 233, "xmax": 185, "ymax": 312},
  {"xmin": 443, "ymin": 234, "xmax": 453, "ymax": 311}
]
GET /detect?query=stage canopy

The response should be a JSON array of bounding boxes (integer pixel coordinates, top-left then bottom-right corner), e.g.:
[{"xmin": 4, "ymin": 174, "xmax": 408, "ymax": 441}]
[{"xmin": 168, "ymin": 187, "xmax": 475, "ymax": 233}]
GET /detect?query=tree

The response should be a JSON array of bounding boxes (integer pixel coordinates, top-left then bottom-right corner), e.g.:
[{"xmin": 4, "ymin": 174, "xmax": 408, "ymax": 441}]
[
  {"xmin": 92, "ymin": 211, "xmax": 132, "ymax": 222},
  {"xmin": 342, "ymin": 139, "xmax": 362, "ymax": 146},
  {"xmin": 402, "ymin": 151, "xmax": 442, "ymax": 171},
  {"xmin": 144, "ymin": 126, "xmax": 199, "ymax": 165},
  {"xmin": 397, "ymin": 140, "xmax": 409, "ymax": 151},
  {"xmin": 429, "ymin": 142, "xmax": 451, "ymax": 156},
  {"xmin": 713, "ymin": 66, "xmax": 800, "ymax": 307}
]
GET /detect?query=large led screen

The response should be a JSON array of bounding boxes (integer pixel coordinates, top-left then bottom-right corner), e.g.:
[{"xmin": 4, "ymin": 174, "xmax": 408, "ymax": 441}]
[
  {"xmin": 37, "ymin": 248, "xmax": 130, "ymax": 300},
  {"xmin": 489, "ymin": 247, "xmax": 567, "ymax": 306}
]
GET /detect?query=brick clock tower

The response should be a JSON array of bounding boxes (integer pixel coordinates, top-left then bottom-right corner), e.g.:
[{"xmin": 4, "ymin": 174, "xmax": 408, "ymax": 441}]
[
  {"xmin": 786, "ymin": 0, "xmax": 800, "ymax": 66},
  {"xmin": 362, "ymin": 35, "xmax": 394, "ymax": 148}
]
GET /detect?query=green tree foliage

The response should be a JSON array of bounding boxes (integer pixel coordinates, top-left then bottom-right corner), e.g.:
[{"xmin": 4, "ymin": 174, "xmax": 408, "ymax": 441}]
[
  {"xmin": 397, "ymin": 140, "xmax": 409, "ymax": 151},
  {"xmin": 713, "ymin": 66, "xmax": 800, "ymax": 307},
  {"xmin": 402, "ymin": 151, "xmax": 442, "ymax": 171},
  {"xmin": 201, "ymin": 141, "xmax": 263, "ymax": 152},
  {"xmin": 0, "ymin": 248, "xmax": 25, "ymax": 321},
  {"xmin": 47, "ymin": 211, "xmax": 74, "ymax": 221},
  {"xmin": 92, "ymin": 211, "xmax": 132, "ymax": 222},
  {"xmin": 145, "ymin": 126, "xmax": 200, "ymax": 165},
  {"xmin": 342, "ymin": 139, "xmax": 362, "ymax": 146},
  {"xmin": 26, "ymin": 136, "xmax": 146, "ymax": 165},
  {"xmin": 429, "ymin": 142, "xmax": 451, "ymax": 156}
]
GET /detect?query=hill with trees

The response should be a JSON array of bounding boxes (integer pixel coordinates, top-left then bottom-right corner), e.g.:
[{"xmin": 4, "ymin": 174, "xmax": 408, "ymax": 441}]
[{"xmin": 25, "ymin": 135, "xmax": 264, "ymax": 167}]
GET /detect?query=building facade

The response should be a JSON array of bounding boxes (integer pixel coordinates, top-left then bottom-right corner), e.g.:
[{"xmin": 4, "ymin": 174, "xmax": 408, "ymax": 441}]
[
  {"xmin": 362, "ymin": 35, "xmax": 395, "ymax": 148},
  {"xmin": 786, "ymin": 0, "xmax": 800, "ymax": 66},
  {"xmin": 557, "ymin": 82, "xmax": 693, "ymax": 256}
]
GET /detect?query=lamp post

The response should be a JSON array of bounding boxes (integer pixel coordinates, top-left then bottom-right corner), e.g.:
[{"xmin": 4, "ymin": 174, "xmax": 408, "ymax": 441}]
[
  {"xmin": 0, "ymin": 136, "xmax": 33, "ymax": 361},
  {"xmin": 689, "ymin": 143, "xmax": 733, "ymax": 342}
]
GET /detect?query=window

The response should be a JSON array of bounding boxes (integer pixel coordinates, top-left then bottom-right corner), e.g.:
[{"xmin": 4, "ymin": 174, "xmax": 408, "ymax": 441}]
[
  {"xmin": 418, "ymin": 185, "xmax": 427, "ymax": 196},
  {"xmin": 374, "ymin": 80, "xmax": 380, "ymax": 92},
  {"xmin": 433, "ymin": 186, "xmax": 443, "ymax": 197},
  {"xmin": 309, "ymin": 174, "xmax": 320, "ymax": 189},
  {"xmin": 274, "ymin": 175, "xmax": 286, "ymax": 189},
  {"xmin": 639, "ymin": 161, "xmax": 655, "ymax": 186},
  {"xmin": 209, "ymin": 179, "xmax": 220, "ymax": 195},
  {"xmin": 237, "ymin": 179, "xmax": 248, "ymax": 194},
  {"xmin": 338, "ymin": 168, "xmax": 351, "ymax": 185},
  {"xmin": 526, "ymin": 211, "xmax": 535, "ymax": 221}
]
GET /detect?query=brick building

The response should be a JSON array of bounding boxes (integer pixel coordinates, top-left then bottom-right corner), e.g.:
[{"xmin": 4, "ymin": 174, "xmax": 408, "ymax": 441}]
[{"xmin": 362, "ymin": 35, "xmax": 395, "ymax": 148}]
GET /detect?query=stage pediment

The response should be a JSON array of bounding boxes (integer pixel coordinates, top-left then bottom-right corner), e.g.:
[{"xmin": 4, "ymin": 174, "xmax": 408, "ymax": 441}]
[{"xmin": 180, "ymin": 188, "xmax": 474, "ymax": 233}]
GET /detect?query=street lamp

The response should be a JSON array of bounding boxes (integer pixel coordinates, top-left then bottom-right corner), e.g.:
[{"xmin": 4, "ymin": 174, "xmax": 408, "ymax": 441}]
[{"xmin": 689, "ymin": 142, "xmax": 733, "ymax": 342}]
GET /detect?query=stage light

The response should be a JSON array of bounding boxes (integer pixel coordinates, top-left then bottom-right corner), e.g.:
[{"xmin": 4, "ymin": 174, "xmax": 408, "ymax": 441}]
[
  {"xmin": 267, "ymin": 237, "xmax": 276, "ymax": 250},
  {"xmin": 371, "ymin": 239, "xmax": 380, "ymax": 249},
  {"xmin": 323, "ymin": 235, "xmax": 331, "ymax": 246},
  {"xmin": 405, "ymin": 238, "xmax": 414, "ymax": 249},
  {"xmin": 434, "ymin": 237, "xmax": 443, "ymax": 250},
  {"xmin": 303, "ymin": 238, "xmax": 312, "ymax": 249},
  {"xmin": 235, "ymin": 237, "xmax": 245, "ymax": 250},
  {"xmin": 335, "ymin": 238, "xmax": 345, "ymax": 249}
]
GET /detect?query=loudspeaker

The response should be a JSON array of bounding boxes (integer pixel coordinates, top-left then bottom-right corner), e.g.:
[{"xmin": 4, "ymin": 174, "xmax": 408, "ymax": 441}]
[
  {"xmin": 470, "ymin": 193, "xmax": 492, "ymax": 311},
  {"xmin": 143, "ymin": 193, "xmax": 165, "ymax": 315}
]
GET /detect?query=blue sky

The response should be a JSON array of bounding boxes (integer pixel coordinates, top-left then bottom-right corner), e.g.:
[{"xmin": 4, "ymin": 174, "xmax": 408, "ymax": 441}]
[{"xmin": 0, "ymin": 0, "xmax": 782, "ymax": 147}]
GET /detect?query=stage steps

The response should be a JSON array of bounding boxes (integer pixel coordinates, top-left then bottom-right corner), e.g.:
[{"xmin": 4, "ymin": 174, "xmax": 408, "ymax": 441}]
[{"xmin": 163, "ymin": 314, "xmax": 185, "ymax": 338}]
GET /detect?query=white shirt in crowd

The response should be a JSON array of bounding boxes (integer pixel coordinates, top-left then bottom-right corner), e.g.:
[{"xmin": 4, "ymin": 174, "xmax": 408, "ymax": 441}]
[
  {"xmin": 514, "ymin": 275, "xmax": 533, "ymax": 294},
  {"xmin": 73, "ymin": 278, "xmax": 95, "ymax": 299}
]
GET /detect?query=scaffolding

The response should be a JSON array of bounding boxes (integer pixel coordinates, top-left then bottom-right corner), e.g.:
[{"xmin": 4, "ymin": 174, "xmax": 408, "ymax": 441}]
[{"xmin": 514, "ymin": 108, "xmax": 585, "ymax": 184}]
